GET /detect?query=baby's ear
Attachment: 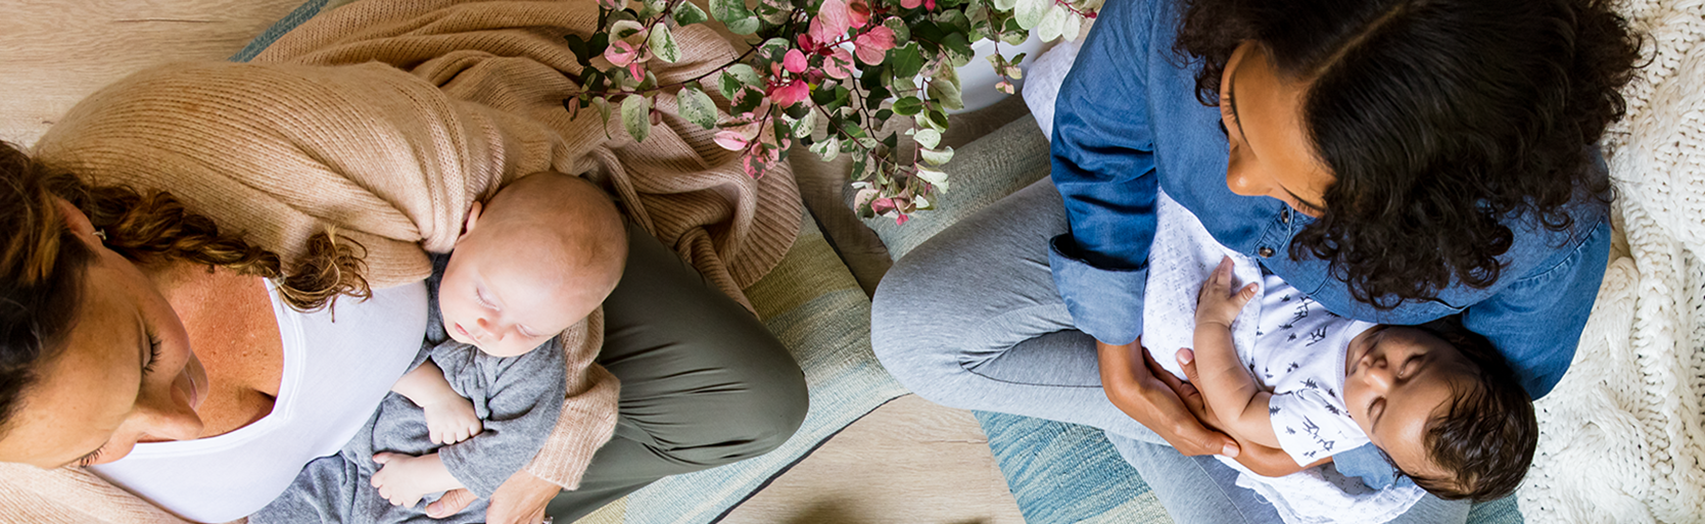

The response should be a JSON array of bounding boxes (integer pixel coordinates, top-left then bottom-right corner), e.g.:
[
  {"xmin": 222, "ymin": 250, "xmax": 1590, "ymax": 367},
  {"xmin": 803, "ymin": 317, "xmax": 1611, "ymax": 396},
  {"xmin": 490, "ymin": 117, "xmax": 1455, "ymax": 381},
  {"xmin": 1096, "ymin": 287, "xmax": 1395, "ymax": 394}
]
[{"xmin": 457, "ymin": 201, "xmax": 485, "ymax": 242}]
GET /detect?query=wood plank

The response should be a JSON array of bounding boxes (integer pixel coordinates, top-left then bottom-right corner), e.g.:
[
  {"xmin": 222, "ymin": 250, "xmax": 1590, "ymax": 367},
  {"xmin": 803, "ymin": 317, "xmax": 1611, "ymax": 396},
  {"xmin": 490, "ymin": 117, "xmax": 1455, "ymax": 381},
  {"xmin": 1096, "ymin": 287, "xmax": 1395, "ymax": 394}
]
[{"xmin": 724, "ymin": 395, "xmax": 1026, "ymax": 524}]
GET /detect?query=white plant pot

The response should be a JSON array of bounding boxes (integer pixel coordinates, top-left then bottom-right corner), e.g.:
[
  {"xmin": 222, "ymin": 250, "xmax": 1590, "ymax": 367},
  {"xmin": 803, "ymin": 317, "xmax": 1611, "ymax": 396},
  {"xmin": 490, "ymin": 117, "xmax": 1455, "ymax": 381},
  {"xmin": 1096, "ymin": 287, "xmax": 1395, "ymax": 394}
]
[{"xmin": 953, "ymin": 32, "xmax": 1048, "ymax": 113}]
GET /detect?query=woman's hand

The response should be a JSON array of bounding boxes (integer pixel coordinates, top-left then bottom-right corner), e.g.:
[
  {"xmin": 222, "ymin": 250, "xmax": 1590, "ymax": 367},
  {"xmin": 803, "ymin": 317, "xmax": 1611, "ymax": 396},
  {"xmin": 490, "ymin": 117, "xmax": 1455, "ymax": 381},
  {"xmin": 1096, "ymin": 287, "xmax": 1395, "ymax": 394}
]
[
  {"xmin": 1098, "ymin": 338, "xmax": 1241, "ymax": 457},
  {"xmin": 424, "ymin": 469, "xmax": 560, "ymax": 524}
]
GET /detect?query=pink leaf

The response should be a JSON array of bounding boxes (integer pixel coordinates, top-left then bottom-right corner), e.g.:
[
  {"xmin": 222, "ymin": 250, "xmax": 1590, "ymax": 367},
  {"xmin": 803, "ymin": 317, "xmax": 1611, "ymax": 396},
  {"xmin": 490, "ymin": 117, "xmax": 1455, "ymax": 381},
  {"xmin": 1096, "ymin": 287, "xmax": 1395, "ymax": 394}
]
[
  {"xmin": 784, "ymin": 49, "xmax": 808, "ymax": 74},
  {"xmin": 714, "ymin": 130, "xmax": 750, "ymax": 151},
  {"xmin": 924, "ymin": 0, "xmax": 935, "ymax": 10},
  {"xmin": 847, "ymin": 0, "xmax": 871, "ymax": 28},
  {"xmin": 598, "ymin": 0, "xmax": 621, "ymax": 9},
  {"xmin": 871, "ymin": 197, "xmax": 897, "ymax": 215},
  {"xmin": 770, "ymin": 80, "xmax": 810, "ymax": 107},
  {"xmin": 627, "ymin": 62, "xmax": 645, "ymax": 82},
  {"xmin": 604, "ymin": 40, "xmax": 639, "ymax": 67},
  {"xmin": 900, "ymin": 0, "xmax": 921, "ymax": 8},
  {"xmin": 824, "ymin": 48, "xmax": 855, "ymax": 79},
  {"xmin": 854, "ymin": 26, "xmax": 895, "ymax": 65},
  {"xmin": 895, "ymin": 213, "xmax": 910, "ymax": 225},
  {"xmin": 807, "ymin": 0, "xmax": 852, "ymax": 45}
]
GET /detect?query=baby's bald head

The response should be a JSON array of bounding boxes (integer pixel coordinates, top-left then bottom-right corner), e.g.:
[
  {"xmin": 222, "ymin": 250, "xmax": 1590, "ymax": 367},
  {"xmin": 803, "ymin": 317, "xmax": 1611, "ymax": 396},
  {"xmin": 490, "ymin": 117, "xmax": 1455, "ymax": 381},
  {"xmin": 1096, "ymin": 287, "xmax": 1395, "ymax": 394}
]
[{"xmin": 438, "ymin": 173, "xmax": 627, "ymax": 356}]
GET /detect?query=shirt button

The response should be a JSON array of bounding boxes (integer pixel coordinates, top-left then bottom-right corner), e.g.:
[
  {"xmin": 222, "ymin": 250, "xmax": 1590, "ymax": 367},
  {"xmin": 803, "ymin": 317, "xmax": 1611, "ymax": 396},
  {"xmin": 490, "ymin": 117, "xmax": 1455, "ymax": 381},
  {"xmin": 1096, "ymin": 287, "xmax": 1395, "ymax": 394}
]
[
  {"xmin": 1259, "ymin": 247, "xmax": 1275, "ymax": 257},
  {"xmin": 1281, "ymin": 209, "xmax": 1291, "ymax": 223}
]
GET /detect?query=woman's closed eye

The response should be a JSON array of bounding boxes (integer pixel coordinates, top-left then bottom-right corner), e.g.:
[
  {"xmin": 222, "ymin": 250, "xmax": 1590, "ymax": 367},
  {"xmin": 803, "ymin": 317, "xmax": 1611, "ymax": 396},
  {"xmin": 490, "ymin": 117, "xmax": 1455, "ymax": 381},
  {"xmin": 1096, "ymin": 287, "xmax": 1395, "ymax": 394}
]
[
  {"xmin": 142, "ymin": 333, "xmax": 162, "ymax": 375},
  {"xmin": 75, "ymin": 447, "xmax": 104, "ymax": 468}
]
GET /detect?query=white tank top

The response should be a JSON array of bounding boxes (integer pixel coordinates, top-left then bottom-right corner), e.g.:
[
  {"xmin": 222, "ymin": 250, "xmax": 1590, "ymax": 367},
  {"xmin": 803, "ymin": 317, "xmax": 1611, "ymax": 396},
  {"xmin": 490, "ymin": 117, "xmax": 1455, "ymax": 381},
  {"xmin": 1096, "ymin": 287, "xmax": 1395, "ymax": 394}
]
[{"xmin": 91, "ymin": 281, "xmax": 427, "ymax": 523}]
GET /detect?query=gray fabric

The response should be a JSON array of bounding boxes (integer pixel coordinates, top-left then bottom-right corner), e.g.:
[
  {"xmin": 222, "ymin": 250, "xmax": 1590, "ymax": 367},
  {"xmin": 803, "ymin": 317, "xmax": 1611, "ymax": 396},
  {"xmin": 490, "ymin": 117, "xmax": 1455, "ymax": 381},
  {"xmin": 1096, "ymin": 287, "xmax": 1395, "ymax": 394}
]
[
  {"xmin": 542, "ymin": 221, "xmax": 808, "ymax": 522},
  {"xmin": 252, "ymin": 255, "xmax": 566, "ymax": 523},
  {"xmin": 871, "ymin": 178, "xmax": 1467, "ymax": 524}
]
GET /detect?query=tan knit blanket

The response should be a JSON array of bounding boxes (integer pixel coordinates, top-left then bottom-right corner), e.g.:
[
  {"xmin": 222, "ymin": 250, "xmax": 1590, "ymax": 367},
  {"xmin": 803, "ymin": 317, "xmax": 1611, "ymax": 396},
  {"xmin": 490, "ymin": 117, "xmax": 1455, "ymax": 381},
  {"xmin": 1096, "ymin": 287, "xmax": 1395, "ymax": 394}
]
[{"xmin": 0, "ymin": 0, "xmax": 801, "ymax": 522}]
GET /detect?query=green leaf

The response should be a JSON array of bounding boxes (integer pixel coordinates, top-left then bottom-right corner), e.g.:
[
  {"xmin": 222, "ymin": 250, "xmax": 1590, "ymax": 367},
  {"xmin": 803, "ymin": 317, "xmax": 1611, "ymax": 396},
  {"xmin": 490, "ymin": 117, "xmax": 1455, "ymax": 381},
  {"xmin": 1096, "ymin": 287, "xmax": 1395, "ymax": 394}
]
[
  {"xmin": 928, "ymin": 75, "xmax": 964, "ymax": 111},
  {"xmin": 810, "ymin": 136, "xmax": 841, "ymax": 162},
  {"xmin": 709, "ymin": 0, "xmax": 753, "ymax": 23},
  {"xmin": 934, "ymin": 9, "xmax": 971, "ymax": 34},
  {"xmin": 892, "ymin": 96, "xmax": 925, "ymax": 116},
  {"xmin": 793, "ymin": 109, "xmax": 817, "ymax": 139},
  {"xmin": 647, "ymin": 23, "xmax": 682, "ymax": 63},
  {"xmin": 589, "ymin": 32, "xmax": 609, "ymax": 57},
  {"xmin": 1062, "ymin": 11, "xmax": 1082, "ymax": 41},
  {"xmin": 913, "ymin": 128, "xmax": 942, "ymax": 150},
  {"xmin": 565, "ymin": 34, "xmax": 591, "ymax": 66},
  {"xmin": 915, "ymin": 165, "xmax": 951, "ymax": 191},
  {"xmin": 677, "ymin": 86, "xmax": 717, "ymax": 129},
  {"xmin": 726, "ymin": 63, "xmax": 762, "ymax": 89},
  {"xmin": 840, "ymin": 120, "xmax": 868, "ymax": 139},
  {"xmin": 876, "ymin": 108, "xmax": 894, "ymax": 121},
  {"xmin": 1014, "ymin": 0, "xmax": 1049, "ymax": 29},
  {"xmin": 940, "ymin": 32, "xmax": 975, "ymax": 67},
  {"xmin": 920, "ymin": 145, "xmax": 954, "ymax": 165},
  {"xmin": 622, "ymin": 95, "xmax": 652, "ymax": 142},
  {"xmin": 672, "ymin": 1, "xmax": 708, "ymax": 26},
  {"xmin": 884, "ymin": 17, "xmax": 911, "ymax": 46},
  {"xmin": 611, "ymin": 19, "xmax": 645, "ymax": 43},
  {"xmin": 731, "ymin": 86, "xmax": 766, "ymax": 114},
  {"xmin": 920, "ymin": 107, "xmax": 949, "ymax": 131},
  {"xmin": 1036, "ymin": 4, "xmax": 1068, "ymax": 42},
  {"xmin": 725, "ymin": 16, "xmax": 760, "ymax": 34},
  {"xmin": 593, "ymin": 96, "xmax": 613, "ymax": 124},
  {"xmin": 718, "ymin": 72, "xmax": 743, "ymax": 100},
  {"xmin": 640, "ymin": 0, "xmax": 669, "ymax": 18},
  {"xmin": 889, "ymin": 43, "xmax": 926, "ymax": 79},
  {"xmin": 991, "ymin": 0, "xmax": 1019, "ymax": 11}
]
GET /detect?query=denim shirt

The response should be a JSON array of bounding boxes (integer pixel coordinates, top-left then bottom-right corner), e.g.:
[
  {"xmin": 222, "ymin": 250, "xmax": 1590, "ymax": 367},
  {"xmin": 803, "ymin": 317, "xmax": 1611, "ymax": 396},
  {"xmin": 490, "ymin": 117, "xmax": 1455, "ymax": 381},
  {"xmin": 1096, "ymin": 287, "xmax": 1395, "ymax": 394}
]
[{"xmin": 1048, "ymin": 0, "xmax": 1611, "ymax": 401}]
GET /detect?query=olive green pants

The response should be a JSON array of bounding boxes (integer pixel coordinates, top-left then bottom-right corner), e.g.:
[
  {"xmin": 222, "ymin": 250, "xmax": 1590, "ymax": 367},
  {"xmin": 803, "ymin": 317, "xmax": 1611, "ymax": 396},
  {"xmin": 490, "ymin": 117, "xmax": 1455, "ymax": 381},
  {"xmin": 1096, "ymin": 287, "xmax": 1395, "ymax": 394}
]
[{"xmin": 544, "ymin": 223, "xmax": 808, "ymax": 521}]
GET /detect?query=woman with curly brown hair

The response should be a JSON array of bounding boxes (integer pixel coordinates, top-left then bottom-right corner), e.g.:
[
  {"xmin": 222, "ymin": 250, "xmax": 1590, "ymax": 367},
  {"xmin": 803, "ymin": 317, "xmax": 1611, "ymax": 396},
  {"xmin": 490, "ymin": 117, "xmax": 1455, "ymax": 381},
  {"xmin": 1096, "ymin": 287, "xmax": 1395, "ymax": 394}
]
[
  {"xmin": 0, "ymin": 1, "xmax": 807, "ymax": 523},
  {"xmin": 872, "ymin": 0, "xmax": 1639, "ymax": 521}
]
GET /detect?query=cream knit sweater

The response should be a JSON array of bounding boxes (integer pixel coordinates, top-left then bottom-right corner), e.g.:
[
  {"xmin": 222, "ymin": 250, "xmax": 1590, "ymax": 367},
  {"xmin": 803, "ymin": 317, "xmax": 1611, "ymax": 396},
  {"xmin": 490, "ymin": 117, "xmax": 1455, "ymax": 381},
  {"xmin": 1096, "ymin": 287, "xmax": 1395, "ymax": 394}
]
[{"xmin": 0, "ymin": 0, "xmax": 801, "ymax": 522}]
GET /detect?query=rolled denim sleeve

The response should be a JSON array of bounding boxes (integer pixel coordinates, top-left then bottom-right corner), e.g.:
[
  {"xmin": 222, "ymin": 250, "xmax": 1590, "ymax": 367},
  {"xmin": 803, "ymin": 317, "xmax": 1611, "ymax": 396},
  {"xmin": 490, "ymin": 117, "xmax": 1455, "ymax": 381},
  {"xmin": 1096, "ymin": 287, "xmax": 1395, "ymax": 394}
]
[
  {"xmin": 1048, "ymin": 0, "xmax": 1163, "ymax": 345},
  {"xmin": 1461, "ymin": 216, "xmax": 1612, "ymax": 399}
]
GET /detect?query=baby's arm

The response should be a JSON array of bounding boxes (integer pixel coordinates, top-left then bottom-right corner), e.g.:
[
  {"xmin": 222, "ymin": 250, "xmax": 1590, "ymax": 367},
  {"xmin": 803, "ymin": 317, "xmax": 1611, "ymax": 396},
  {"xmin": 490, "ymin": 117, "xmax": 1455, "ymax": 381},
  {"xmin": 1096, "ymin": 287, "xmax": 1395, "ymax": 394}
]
[
  {"xmin": 1190, "ymin": 257, "xmax": 1282, "ymax": 450},
  {"xmin": 371, "ymin": 452, "xmax": 463, "ymax": 508},
  {"xmin": 391, "ymin": 360, "xmax": 484, "ymax": 444}
]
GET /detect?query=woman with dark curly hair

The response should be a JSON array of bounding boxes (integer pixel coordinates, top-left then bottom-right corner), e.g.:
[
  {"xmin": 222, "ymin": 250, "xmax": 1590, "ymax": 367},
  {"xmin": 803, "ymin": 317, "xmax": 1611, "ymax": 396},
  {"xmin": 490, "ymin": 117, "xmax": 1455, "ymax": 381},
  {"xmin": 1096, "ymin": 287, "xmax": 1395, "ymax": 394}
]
[{"xmin": 872, "ymin": 0, "xmax": 1639, "ymax": 521}]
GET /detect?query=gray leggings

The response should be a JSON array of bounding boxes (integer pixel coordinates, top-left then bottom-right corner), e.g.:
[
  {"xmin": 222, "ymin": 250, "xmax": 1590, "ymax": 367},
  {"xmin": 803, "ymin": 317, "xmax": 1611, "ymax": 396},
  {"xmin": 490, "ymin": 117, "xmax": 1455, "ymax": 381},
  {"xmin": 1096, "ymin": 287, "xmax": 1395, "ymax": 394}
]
[
  {"xmin": 870, "ymin": 179, "xmax": 1469, "ymax": 523},
  {"xmin": 543, "ymin": 222, "xmax": 808, "ymax": 522}
]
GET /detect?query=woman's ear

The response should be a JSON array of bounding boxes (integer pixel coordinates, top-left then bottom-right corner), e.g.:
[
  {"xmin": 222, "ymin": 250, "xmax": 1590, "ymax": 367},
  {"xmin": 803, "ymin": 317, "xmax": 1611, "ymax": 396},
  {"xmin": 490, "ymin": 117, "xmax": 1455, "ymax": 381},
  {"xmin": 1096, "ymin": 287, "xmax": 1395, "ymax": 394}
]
[
  {"xmin": 52, "ymin": 197, "xmax": 102, "ymax": 248},
  {"xmin": 457, "ymin": 201, "xmax": 484, "ymax": 243}
]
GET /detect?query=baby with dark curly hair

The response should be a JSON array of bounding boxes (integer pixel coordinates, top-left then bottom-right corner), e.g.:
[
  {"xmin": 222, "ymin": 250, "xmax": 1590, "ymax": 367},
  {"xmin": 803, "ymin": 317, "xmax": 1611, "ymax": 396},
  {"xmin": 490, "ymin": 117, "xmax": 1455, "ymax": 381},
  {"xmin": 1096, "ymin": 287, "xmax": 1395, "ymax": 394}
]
[{"xmin": 1187, "ymin": 256, "xmax": 1537, "ymax": 502}]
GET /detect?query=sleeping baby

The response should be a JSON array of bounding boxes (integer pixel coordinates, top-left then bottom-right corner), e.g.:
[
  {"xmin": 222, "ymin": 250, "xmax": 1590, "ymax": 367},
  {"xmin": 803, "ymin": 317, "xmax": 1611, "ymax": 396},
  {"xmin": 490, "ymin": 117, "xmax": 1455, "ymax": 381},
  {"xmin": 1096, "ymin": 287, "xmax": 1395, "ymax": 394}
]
[
  {"xmin": 253, "ymin": 173, "xmax": 627, "ymax": 523},
  {"xmin": 1142, "ymin": 190, "xmax": 1536, "ymax": 523}
]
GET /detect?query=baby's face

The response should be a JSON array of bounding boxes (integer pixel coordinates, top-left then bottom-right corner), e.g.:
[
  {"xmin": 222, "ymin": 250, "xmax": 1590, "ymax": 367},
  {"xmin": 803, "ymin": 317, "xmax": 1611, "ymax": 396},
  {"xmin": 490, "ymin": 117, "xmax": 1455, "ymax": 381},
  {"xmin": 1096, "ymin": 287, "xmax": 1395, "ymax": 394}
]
[
  {"xmin": 438, "ymin": 229, "xmax": 606, "ymax": 357},
  {"xmin": 1341, "ymin": 326, "xmax": 1476, "ymax": 480}
]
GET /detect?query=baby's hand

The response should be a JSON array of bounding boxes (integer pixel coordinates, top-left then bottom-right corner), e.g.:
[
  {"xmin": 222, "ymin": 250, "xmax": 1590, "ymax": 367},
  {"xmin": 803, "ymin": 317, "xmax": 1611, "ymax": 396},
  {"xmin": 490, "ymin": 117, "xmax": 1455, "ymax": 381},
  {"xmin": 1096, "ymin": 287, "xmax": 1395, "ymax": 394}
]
[
  {"xmin": 1196, "ymin": 256, "xmax": 1257, "ymax": 329},
  {"xmin": 370, "ymin": 452, "xmax": 448, "ymax": 508},
  {"xmin": 421, "ymin": 396, "xmax": 483, "ymax": 445}
]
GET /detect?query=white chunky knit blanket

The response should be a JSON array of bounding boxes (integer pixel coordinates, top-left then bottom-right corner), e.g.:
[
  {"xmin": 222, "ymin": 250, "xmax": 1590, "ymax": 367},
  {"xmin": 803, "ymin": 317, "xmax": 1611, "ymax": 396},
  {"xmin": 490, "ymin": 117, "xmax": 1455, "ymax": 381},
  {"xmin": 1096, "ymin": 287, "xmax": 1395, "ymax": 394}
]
[{"xmin": 1520, "ymin": 2, "xmax": 1705, "ymax": 522}]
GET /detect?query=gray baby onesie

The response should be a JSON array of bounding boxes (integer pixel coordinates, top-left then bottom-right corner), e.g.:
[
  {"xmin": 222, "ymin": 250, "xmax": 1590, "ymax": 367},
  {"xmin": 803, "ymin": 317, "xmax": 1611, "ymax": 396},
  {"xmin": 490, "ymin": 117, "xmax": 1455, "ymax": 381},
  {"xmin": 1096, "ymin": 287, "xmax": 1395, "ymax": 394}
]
[{"xmin": 252, "ymin": 255, "xmax": 568, "ymax": 524}]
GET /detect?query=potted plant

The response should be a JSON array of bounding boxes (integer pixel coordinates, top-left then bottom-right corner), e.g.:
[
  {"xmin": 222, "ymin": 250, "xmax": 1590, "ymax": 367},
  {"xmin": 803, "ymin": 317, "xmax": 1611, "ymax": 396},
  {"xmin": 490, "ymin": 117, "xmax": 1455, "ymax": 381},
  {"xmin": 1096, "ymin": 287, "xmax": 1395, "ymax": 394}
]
[{"xmin": 564, "ymin": 0, "xmax": 1100, "ymax": 223}]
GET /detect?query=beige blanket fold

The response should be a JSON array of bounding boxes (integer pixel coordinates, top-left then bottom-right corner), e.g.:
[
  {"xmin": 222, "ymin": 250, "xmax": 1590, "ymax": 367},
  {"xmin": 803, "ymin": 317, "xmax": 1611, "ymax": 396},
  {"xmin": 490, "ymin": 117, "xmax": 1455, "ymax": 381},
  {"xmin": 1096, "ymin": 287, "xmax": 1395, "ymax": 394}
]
[{"xmin": 6, "ymin": 0, "xmax": 802, "ymax": 521}]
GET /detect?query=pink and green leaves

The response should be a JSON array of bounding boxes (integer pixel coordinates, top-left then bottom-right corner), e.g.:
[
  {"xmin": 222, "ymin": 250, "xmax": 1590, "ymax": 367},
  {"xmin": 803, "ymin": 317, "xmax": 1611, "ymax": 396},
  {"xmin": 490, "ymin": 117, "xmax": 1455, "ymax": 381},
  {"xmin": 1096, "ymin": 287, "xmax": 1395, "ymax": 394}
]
[{"xmin": 567, "ymin": 0, "xmax": 1102, "ymax": 222}]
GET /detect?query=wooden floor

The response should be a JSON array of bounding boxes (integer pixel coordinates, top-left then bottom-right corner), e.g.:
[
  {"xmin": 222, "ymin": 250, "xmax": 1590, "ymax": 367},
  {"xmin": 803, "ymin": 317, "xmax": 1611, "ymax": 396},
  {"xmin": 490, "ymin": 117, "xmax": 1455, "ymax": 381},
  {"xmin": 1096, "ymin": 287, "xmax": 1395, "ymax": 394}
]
[
  {"xmin": 0, "ymin": 2, "xmax": 1033, "ymax": 522},
  {"xmin": 724, "ymin": 396, "xmax": 1026, "ymax": 524}
]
